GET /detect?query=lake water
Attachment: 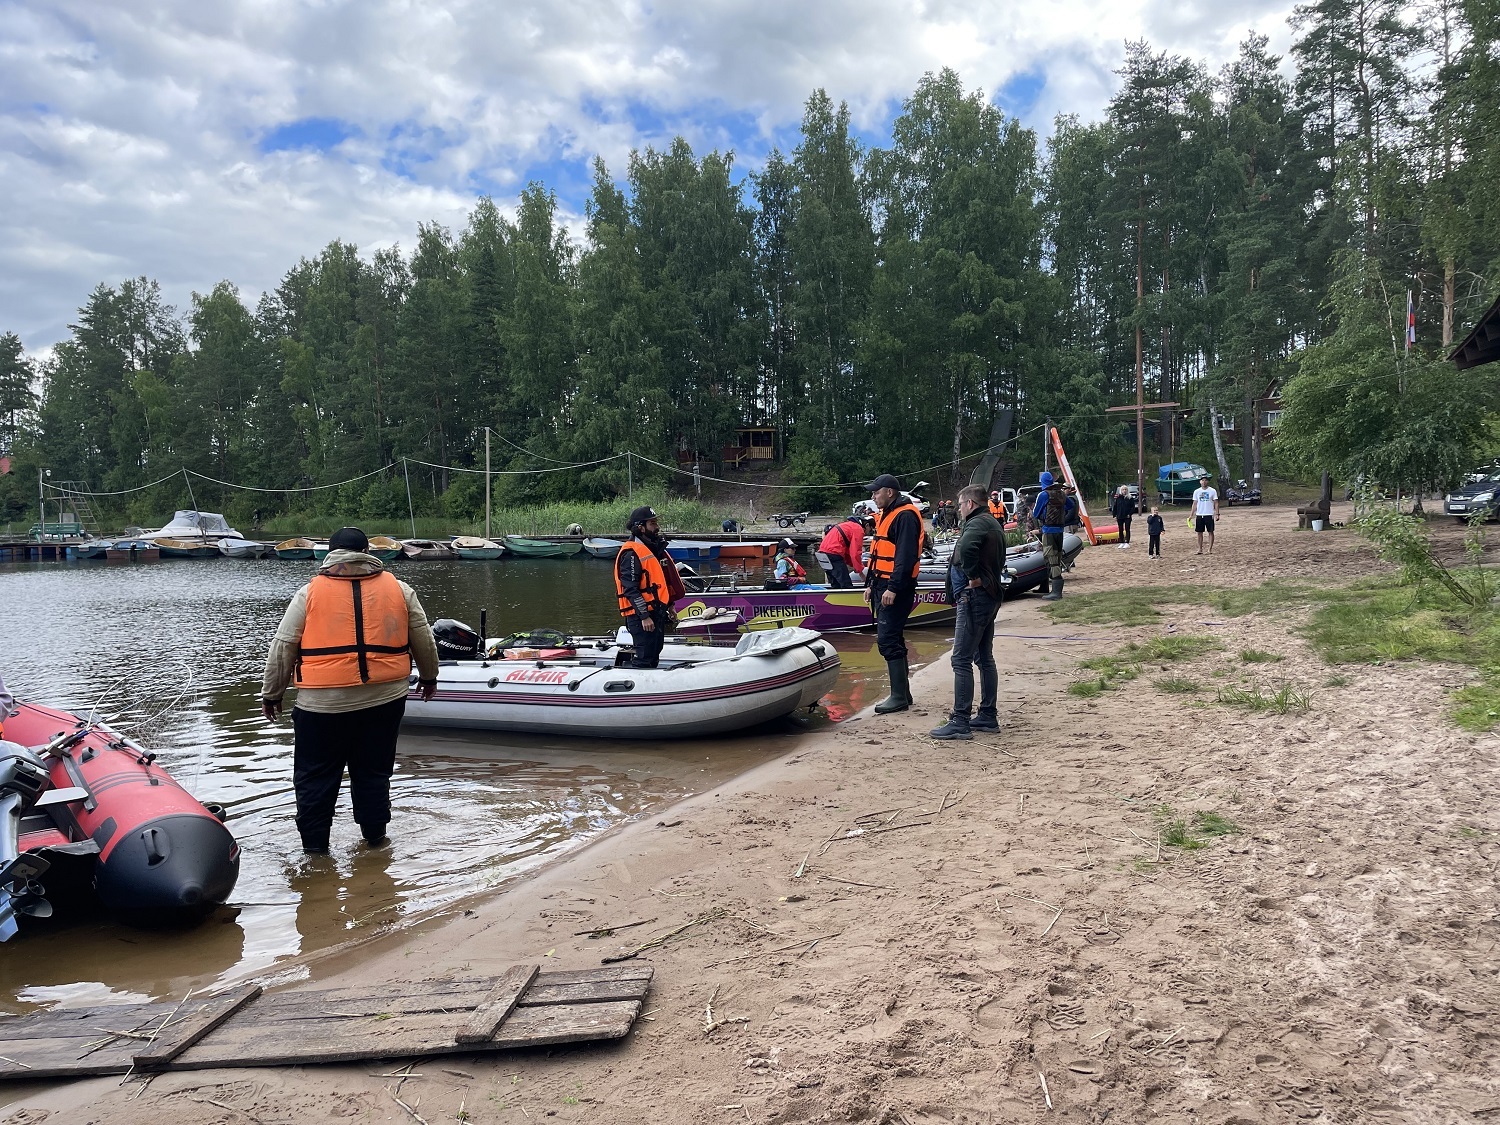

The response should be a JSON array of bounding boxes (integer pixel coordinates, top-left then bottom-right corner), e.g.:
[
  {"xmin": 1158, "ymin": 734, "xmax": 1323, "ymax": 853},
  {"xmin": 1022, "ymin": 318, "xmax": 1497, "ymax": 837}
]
[{"xmin": 0, "ymin": 554, "xmax": 948, "ymax": 1011}]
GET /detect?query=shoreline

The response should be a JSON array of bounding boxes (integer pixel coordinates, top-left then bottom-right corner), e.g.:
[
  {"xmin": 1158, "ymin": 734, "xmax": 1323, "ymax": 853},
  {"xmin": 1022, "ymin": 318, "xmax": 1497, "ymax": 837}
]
[{"xmin": 7, "ymin": 502, "xmax": 1500, "ymax": 1123}]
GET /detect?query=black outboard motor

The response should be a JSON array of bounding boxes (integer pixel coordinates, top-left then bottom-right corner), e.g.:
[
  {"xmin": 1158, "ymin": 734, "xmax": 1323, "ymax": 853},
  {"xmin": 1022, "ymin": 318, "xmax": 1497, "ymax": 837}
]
[
  {"xmin": 432, "ymin": 618, "xmax": 483, "ymax": 660},
  {"xmin": 0, "ymin": 741, "xmax": 53, "ymax": 942}
]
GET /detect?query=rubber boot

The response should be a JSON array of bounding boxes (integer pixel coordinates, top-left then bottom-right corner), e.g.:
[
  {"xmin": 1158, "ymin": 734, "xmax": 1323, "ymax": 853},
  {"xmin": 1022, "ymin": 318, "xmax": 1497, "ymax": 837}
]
[
  {"xmin": 1042, "ymin": 577, "xmax": 1064, "ymax": 601},
  {"xmin": 929, "ymin": 714, "xmax": 973, "ymax": 740},
  {"xmin": 970, "ymin": 708, "xmax": 1000, "ymax": 732},
  {"xmin": 360, "ymin": 824, "xmax": 390, "ymax": 847},
  {"xmin": 874, "ymin": 659, "xmax": 911, "ymax": 714}
]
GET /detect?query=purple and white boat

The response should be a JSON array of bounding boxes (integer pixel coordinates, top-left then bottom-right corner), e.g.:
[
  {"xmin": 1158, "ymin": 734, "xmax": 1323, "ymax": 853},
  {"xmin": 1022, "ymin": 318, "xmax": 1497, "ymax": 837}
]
[{"xmin": 672, "ymin": 581, "xmax": 955, "ymax": 637}]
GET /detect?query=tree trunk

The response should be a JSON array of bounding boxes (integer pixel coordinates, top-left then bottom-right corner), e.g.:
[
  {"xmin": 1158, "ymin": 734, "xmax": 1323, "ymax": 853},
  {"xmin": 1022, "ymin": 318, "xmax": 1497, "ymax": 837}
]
[
  {"xmin": 1443, "ymin": 257, "xmax": 1455, "ymax": 347},
  {"xmin": 1208, "ymin": 398, "xmax": 1231, "ymax": 485}
]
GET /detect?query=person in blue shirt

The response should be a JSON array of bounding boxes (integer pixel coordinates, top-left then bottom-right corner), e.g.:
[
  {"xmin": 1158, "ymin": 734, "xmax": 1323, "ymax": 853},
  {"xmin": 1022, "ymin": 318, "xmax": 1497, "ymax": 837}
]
[{"xmin": 1030, "ymin": 471, "xmax": 1078, "ymax": 601}]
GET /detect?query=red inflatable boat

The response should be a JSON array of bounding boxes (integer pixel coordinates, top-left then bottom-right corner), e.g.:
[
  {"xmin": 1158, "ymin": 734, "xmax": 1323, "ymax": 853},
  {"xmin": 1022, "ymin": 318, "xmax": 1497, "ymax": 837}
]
[{"xmin": 0, "ymin": 701, "xmax": 239, "ymax": 936}]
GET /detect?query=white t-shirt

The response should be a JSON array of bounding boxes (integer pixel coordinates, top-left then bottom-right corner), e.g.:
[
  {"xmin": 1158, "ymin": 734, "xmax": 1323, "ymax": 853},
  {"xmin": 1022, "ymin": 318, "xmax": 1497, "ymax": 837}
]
[{"xmin": 1193, "ymin": 487, "xmax": 1219, "ymax": 516}]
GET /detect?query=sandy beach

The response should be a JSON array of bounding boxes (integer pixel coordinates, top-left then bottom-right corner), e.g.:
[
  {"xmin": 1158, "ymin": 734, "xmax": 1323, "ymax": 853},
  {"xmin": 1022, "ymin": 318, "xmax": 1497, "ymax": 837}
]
[{"xmin": 5, "ymin": 501, "xmax": 1498, "ymax": 1124}]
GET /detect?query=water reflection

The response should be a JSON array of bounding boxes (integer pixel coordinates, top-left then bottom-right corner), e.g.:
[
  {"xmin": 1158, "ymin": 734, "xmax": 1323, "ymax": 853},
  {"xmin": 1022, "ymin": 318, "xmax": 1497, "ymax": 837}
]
[{"xmin": 0, "ymin": 557, "xmax": 948, "ymax": 1011}]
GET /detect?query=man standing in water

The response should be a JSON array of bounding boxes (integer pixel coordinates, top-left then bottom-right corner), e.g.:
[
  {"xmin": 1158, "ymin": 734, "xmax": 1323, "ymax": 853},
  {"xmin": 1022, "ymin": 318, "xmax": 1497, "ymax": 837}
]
[
  {"xmin": 261, "ymin": 526, "xmax": 440, "ymax": 855},
  {"xmin": 615, "ymin": 505, "xmax": 686, "ymax": 669},
  {"xmin": 863, "ymin": 474, "xmax": 924, "ymax": 714},
  {"xmin": 930, "ymin": 485, "xmax": 1005, "ymax": 740}
]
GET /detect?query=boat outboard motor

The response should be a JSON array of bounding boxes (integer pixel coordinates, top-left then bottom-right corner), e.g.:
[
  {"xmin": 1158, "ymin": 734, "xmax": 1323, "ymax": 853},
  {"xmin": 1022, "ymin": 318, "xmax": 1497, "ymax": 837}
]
[
  {"xmin": 432, "ymin": 619, "xmax": 483, "ymax": 660},
  {"xmin": 0, "ymin": 741, "xmax": 53, "ymax": 941}
]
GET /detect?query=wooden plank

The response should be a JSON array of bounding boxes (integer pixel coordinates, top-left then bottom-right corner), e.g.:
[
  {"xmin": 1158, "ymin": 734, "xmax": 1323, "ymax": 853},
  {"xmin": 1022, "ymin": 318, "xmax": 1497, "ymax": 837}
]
[
  {"xmin": 519, "ymin": 977, "xmax": 651, "ymax": 1007},
  {"xmin": 454, "ymin": 964, "xmax": 539, "ymax": 1044},
  {"xmin": 132, "ymin": 984, "xmax": 263, "ymax": 1069},
  {"xmin": 526, "ymin": 965, "xmax": 654, "ymax": 987},
  {"xmin": 168, "ymin": 1000, "xmax": 642, "ymax": 1070}
]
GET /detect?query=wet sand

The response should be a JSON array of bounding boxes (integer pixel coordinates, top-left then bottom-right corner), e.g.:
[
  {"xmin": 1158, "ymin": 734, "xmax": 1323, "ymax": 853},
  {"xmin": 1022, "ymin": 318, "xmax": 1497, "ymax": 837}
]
[{"xmin": 8, "ymin": 503, "xmax": 1500, "ymax": 1122}]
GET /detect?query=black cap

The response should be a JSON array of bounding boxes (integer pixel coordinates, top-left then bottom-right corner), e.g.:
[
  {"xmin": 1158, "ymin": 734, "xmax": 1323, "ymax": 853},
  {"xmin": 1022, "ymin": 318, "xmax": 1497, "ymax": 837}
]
[
  {"xmin": 626, "ymin": 505, "xmax": 658, "ymax": 530},
  {"xmin": 780, "ymin": 538, "xmax": 796, "ymax": 549},
  {"xmin": 865, "ymin": 473, "xmax": 901, "ymax": 492},
  {"xmin": 327, "ymin": 526, "xmax": 369, "ymax": 553}
]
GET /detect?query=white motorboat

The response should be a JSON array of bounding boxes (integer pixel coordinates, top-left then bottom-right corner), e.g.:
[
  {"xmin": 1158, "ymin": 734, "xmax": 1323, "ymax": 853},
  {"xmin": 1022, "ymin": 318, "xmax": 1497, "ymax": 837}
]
[
  {"xmin": 217, "ymin": 537, "xmax": 270, "ymax": 559},
  {"xmin": 402, "ymin": 626, "xmax": 841, "ymax": 738},
  {"xmin": 142, "ymin": 511, "xmax": 247, "ymax": 557}
]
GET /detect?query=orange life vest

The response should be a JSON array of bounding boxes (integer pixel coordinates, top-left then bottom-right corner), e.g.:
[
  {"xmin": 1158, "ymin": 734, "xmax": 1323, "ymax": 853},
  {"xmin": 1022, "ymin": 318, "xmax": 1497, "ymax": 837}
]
[
  {"xmin": 989, "ymin": 499, "xmax": 1006, "ymax": 521},
  {"xmin": 615, "ymin": 540, "xmax": 670, "ymax": 617},
  {"xmin": 869, "ymin": 501, "xmax": 922, "ymax": 581},
  {"xmin": 295, "ymin": 571, "xmax": 412, "ymax": 688}
]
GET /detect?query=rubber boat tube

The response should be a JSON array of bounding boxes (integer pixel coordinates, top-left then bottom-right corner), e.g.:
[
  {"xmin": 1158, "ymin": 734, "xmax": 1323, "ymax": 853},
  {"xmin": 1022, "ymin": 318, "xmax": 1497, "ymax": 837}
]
[
  {"xmin": 5, "ymin": 702, "xmax": 239, "ymax": 930},
  {"xmin": 402, "ymin": 627, "xmax": 842, "ymax": 738}
]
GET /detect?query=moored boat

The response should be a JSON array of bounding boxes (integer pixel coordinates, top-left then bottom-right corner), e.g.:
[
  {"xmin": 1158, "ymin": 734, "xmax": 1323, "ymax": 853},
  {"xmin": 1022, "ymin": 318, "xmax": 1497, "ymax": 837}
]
[
  {"xmin": 666, "ymin": 542, "xmax": 721, "ymax": 563},
  {"xmin": 501, "ymin": 535, "xmax": 580, "ymax": 558},
  {"xmin": 1, "ymin": 701, "xmax": 240, "ymax": 937},
  {"xmin": 105, "ymin": 539, "xmax": 160, "ymax": 561},
  {"xmin": 402, "ymin": 538, "xmax": 459, "ymax": 560},
  {"xmin": 673, "ymin": 578, "xmax": 956, "ymax": 636},
  {"xmin": 402, "ymin": 624, "xmax": 840, "ymax": 738},
  {"xmin": 367, "ymin": 535, "xmax": 404, "ymax": 562},
  {"xmin": 582, "ymin": 537, "xmax": 624, "ymax": 559},
  {"xmin": 452, "ymin": 535, "xmax": 506, "ymax": 560},
  {"xmin": 143, "ymin": 511, "xmax": 243, "ymax": 558},
  {"xmin": 218, "ymin": 537, "xmax": 269, "ymax": 559},
  {"xmin": 73, "ymin": 541, "xmax": 109, "ymax": 560},
  {"xmin": 155, "ymin": 537, "xmax": 221, "ymax": 559},
  {"xmin": 275, "ymin": 537, "xmax": 318, "ymax": 560}
]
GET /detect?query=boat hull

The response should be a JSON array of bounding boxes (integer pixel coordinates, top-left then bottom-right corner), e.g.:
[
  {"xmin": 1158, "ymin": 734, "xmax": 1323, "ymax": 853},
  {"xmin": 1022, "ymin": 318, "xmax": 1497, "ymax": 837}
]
[
  {"xmin": 582, "ymin": 538, "xmax": 624, "ymax": 559},
  {"xmin": 502, "ymin": 537, "xmax": 579, "ymax": 558},
  {"xmin": 105, "ymin": 540, "xmax": 160, "ymax": 561},
  {"xmin": 402, "ymin": 631, "xmax": 841, "ymax": 738},
  {"xmin": 156, "ymin": 539, "xmax": 220, "ymax": 559},
  {"xmin": 454, "ymin": 547, "xmax": 505, "ymax": 560},
  {"xmin": 672, "ymin": 584, "xmax": 955, "ymax": 636},
  {"xmin": 6, "ymin": 702, "xmax": 240, "ymax": 927},
  {"xmin": 667, "ymin": 544, "xmax": 721, "ymax": 562}
]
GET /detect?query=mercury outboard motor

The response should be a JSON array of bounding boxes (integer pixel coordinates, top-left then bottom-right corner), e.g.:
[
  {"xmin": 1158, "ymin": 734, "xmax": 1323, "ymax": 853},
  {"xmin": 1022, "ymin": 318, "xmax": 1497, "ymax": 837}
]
[
  {"xmin": 0, "ymin": 741, "xmax": 53, "ymax": 941},
  {"xmin": 432, "ymin": 618, "xmax": 483, "ymax": 660}
]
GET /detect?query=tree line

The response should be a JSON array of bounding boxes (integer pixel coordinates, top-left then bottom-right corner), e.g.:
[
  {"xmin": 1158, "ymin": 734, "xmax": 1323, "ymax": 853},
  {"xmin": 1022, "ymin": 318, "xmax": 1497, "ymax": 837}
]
[{"xmin": 2, "ymin": 0, "xmax": 1497, "ymax": 527}]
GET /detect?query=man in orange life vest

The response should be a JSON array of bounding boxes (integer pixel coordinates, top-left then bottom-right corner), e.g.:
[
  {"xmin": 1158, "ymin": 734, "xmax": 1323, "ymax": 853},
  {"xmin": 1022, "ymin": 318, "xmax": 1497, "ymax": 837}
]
[
  {"xmin": 615, "ymin": 506, "xmax": 686, "ymax": 669},
  {"xmin": 261, "ymin": 526, "xmax": 440, "ymax": 855},
  {"xmin": 863, "ymin": 473, "xmax": 924, "ymax": 713}
]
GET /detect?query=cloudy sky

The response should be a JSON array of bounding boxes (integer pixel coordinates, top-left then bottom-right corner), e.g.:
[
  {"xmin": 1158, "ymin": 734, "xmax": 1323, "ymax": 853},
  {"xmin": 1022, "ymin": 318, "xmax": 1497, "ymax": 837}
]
[{"xmin": 2, "ymin": 0, "xmax": 1297, "ymax": 351}]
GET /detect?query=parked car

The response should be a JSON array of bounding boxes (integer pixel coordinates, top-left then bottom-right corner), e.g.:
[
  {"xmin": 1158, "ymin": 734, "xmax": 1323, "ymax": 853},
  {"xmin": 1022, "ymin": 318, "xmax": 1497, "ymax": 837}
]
[
  {"xmin": 851, "ymin": 480, "xmax": 931, "ymax": 521},
  {"xmin": 1444, "ymin": 472, "xmax": 1500, "ymax": 522},
  {"xmin": 1156, "ymin": 462, "xmax": 1212, "ymax": 505}
]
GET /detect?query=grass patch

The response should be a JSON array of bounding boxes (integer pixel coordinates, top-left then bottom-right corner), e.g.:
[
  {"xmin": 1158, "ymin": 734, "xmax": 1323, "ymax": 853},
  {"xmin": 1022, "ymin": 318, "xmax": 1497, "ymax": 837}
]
[
  {"xmin": 1045, "ymin": 579, "xmax": 1322, "ymax": 626},
  {"xmin": 1322, "ymin": 673, "xmax": 1351, "ymax": 687},
  {"xmin": 1239, "ymin": 648, "xmax": 1285, "ymax": 664},
  {"xmin": 1152, "ymin": 805, "xmax": 1242, "ymax": 852},
  {"xmin": 1152, "ymin": 676, "xmax": 1201, "ymax": 694},
  {"xmin": 1451, "ymin": 675, "xmax": 1500, "ymax": 732},
  {"xmin": 1069, "ymin": 634, "xmax": 1220, "ymax": 694},
  {"xmin": 1215, "ymin": 684, "xmax": 1313, "ymax": 715}
]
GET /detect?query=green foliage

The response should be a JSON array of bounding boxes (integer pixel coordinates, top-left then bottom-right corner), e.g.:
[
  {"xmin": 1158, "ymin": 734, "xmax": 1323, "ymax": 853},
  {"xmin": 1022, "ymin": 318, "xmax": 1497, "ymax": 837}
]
[
  {"xmin": 1352, "ymin": 494, "xmax": 1493, "ymax": 606},
  {"xmin": 784, "ymin": 441, "xmax": 843, "ymax": 511},
  {"xmin": 1452, "ymin": 676, "xmax": 1500, "ymax": 732},
  {"xmin": 1215, "ymin": 684, "xmax": 1313, "ymax": 714},
  {"xmin": 1045, "ymin": 579, "xmax": 1321, "ymax": 625},
  {"xmin": 1070, "ymin": 633, "xmax": 1219, "ymax": 694},
  {"xmin": 1153, "ymin": 805, "xmax": 1241, "ymax": 851},
  {"xmin": 1152, "ymin": 676, "xmax": 1201, "ymax": 693},
  {"xmin": 1239, "ymin": 649, "xmax": 1285, "ymax": 663}
]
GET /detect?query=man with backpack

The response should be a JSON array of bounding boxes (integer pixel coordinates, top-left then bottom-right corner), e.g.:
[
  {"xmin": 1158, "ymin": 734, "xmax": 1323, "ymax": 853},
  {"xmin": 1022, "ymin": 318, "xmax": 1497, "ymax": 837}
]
[
  {"xmin": 817, "ymin": 516, "xmax": 865, "ymax": 588},
  {"xmin": 1030, "ymin": 471, "xmax": 1078, "ymax": 601}
]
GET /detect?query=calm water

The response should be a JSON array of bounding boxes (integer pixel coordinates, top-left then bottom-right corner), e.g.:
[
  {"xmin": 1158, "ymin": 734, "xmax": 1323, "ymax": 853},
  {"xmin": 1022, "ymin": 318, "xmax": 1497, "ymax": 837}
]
[{"xmin": 0, "ymin": 554, "xmax": 947, "ymax": 1012}]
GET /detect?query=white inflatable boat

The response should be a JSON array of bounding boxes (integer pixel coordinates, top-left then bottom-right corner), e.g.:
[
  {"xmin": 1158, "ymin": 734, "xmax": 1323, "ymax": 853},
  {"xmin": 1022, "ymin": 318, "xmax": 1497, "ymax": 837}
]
[{"xmin": 402, "ymin": 626, "xmax": 842, "ymax": 738}]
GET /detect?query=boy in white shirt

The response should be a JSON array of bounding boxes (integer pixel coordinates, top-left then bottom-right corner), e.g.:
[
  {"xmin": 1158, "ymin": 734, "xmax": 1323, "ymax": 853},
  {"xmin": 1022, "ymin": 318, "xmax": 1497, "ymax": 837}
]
[{"xmin": 1192, "ymin": 477, "xmax": 1220, "ymax": 555}]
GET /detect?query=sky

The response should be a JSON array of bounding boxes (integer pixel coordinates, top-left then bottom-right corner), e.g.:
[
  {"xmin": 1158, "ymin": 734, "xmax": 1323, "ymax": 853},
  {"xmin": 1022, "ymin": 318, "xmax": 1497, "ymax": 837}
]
[{"xmin": 1, "ymin": 0, "xmax": 1299, "ymax": 351}]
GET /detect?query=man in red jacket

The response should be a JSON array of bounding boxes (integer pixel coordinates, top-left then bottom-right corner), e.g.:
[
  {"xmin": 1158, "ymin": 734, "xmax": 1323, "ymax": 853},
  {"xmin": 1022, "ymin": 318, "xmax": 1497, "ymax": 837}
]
[{"xmin": 817, "ymin": 517, "xmax": 865, "ymax": 588}]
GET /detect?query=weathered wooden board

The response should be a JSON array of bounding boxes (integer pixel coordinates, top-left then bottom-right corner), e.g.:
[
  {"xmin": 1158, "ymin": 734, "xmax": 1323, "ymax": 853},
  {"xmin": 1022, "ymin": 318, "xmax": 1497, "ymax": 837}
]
[
  {"xmin": 0, "ymin": 965, "xmax": 652, "ymax": 1081},
  {"xmin": 456, "ymin": 964, "xmax": 539, "ymax": 1044}
]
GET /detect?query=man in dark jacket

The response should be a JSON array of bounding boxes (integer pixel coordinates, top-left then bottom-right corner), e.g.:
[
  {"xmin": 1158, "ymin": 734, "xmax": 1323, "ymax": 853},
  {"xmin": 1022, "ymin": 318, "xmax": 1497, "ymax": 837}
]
[
  {"xmin": 1030, "ymin": 471, "xmax": 1078, "ymax": 601},
  {"xmin": 931, "ymin": 485, "xmax": 1006, "ymax": 740},
  {"xmin": 863, "ymin": 473, "xmax": 925, "ymax": 713},
  {"xmin": 1110, "ymin": 486, "xmax": 1137, "ymax": 548},
  {"xmin": 614, "ymin": 506, "xmax": 686, "ymax": 669}
]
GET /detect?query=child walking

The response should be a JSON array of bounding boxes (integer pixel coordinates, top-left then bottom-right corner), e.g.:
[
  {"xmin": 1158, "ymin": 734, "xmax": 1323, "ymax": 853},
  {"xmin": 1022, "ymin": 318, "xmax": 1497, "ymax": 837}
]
[{"xmin": 1146, "ymin": 506, "xmax": 1165, "ymax": 560}]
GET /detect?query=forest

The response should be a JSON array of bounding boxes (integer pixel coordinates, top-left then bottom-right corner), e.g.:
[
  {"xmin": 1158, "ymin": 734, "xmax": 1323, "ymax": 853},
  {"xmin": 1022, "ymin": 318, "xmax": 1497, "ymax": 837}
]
[{"xmin": 1, "ymin": 0, "xmax": 1497, "ymax": 527}]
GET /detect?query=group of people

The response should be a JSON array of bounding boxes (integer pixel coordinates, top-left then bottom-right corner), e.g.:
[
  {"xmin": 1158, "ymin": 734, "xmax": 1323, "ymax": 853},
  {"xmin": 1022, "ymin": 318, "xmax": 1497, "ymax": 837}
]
[
  {"xmin": 1109, "ymin": 476, "xmax": 1222, "ymax": 557},
  {"xmin": 254, "ymin": 467, "xmax": 1109, "ymax": 853}
]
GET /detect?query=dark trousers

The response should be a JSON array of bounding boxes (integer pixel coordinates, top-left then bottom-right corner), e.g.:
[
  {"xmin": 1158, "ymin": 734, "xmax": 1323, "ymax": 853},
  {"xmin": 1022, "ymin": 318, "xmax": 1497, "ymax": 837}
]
[
  {"xmin": 292, "ymin": 696, "xmax": 405, "ymax": 850},
  {"xmin": 1148, "ymin": 534, "xmax": 1161, "ymax": 557},
  {"xmin": 825, "ymin": 555, "xmax": 853, "ymax": 588},
  {"xmin": 1119, "ymin": 514, "xmax": 1132, "ymax": 544},
  {"xmin": 950, "ymin": 588, "xmax": 999, "ymax": 718},
  {"xmin": 872, "ymin": 581, "xmax": 915, "ymax": 661},
  {"xmin": 625, "ymin": 611, "xmax": 666, "ymax": 668}
]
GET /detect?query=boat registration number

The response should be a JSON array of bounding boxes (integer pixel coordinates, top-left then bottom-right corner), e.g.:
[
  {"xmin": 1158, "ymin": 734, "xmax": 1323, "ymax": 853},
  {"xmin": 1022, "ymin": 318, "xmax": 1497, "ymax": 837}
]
[{"xmin": 503, "ymin": 668, "xmax": 569, "ymax": 684}]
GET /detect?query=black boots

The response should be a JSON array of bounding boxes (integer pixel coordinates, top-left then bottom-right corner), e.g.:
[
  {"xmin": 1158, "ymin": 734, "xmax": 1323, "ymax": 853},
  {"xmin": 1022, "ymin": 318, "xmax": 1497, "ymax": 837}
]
[
  {"xmin": 929, "ymin": 714, "xmax": 973, "ymax": 740},
  {"xmin": 874, "ymin": 658, "xmax": 912, "ymax": 714},
  {"xmin": 1042, "ymin": 577, "xmax": 1064, "ymax": 601}
]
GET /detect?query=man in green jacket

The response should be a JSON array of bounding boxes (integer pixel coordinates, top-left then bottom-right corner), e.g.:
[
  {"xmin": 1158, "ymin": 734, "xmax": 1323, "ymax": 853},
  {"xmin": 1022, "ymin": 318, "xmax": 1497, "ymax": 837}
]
[{"xmin": 931, "ymin": 485, "xmax": 1005, "ymax": 740}]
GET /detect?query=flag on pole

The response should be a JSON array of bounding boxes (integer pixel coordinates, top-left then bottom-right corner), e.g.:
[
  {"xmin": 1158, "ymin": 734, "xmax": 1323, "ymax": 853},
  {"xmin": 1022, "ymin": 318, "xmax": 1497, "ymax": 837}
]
[{"xmin": 1406, "ymin": 290, "xmax": 1416, "ymax": 352}]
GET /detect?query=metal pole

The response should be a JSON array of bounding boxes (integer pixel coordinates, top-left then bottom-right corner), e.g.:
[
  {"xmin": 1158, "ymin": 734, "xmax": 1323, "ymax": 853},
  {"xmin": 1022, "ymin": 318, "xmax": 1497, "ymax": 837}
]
[
  {"xmin": 1043, "ymin": 419, "xmax": 1051, "ymax": 475},
  {"xmin": 485, "ymin": 429, "xmax": 492, "ymax": 540},
  {"xmin": 627, "ymin": 452, "xmax": 633, "ymax": 504},
  {"xmin": 38, "ymin": 468, "xmax": 44, "ymax": 539},
  {"xmin": 403, "ymin": 458, "xmax": 416, "ymax": 538}
]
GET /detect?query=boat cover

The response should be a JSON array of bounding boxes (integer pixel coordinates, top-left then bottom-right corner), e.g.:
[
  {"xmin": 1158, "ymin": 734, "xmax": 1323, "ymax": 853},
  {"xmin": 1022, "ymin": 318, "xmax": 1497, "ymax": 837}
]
[{"xmin": 733, "ymin": 627, "xmax": 823, "ymax": 656}]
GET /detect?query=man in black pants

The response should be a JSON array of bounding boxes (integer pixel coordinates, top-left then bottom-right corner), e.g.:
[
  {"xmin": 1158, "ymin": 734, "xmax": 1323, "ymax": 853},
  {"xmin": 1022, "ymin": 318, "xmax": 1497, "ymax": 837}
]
[
  {"xmin": 615, "ymin": 506, "xmax": 686, "ymax": 669},
  {"xmin": 930, "ymin": 485, "xmax": 1005, "ymax": 740},
  {"xmin": 864, "ymin": 474, "xmax": 925, "ymax": 713},
  {"xmin": 261, "ymin": 526, "xmax": 440, "ymax": 854}
]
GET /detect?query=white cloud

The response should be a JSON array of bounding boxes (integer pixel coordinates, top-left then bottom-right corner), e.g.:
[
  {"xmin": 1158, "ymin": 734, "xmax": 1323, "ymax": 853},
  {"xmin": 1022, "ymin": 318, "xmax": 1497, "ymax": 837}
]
[{"xmin": 1, "ymin": 0, "xmax": 1297, "ymax": 349}]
